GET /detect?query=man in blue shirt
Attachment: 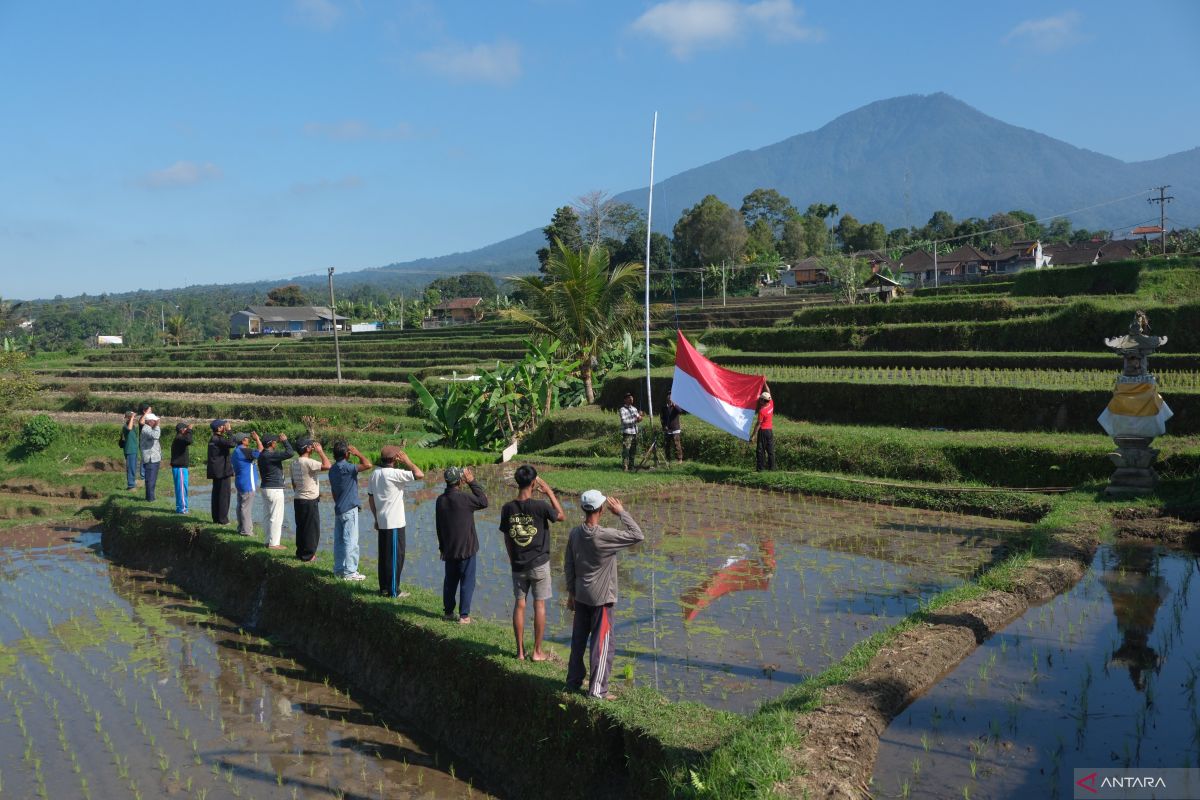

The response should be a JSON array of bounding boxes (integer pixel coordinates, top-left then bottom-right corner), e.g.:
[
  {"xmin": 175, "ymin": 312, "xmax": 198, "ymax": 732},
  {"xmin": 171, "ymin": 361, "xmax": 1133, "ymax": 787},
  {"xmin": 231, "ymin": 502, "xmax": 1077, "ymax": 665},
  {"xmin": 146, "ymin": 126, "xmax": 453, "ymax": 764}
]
[
  {"xmin": 231, "ymin": 432, "xmax": 262, "ymax": 537},
  {"xmin": 327, "ymin": 440, "xmax": 373, "ymax": 581}
]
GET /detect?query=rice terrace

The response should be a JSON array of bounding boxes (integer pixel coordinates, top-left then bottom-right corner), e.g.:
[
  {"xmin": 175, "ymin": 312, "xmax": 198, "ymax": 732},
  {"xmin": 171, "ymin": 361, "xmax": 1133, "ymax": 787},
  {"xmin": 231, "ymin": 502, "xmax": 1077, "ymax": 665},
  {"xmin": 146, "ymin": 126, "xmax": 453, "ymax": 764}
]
[{"xmin": 4, "ymin": 5, "xmax": 1200, "ymax": 799}]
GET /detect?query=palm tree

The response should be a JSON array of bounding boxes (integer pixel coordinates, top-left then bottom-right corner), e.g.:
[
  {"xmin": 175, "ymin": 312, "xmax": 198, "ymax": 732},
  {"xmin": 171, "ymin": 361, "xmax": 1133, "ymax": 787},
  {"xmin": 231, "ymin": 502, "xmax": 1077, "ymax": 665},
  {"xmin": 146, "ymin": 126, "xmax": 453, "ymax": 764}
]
[
  {"xmin": 504, "ymin": 240, "xmax": 643, "ymax": 404},
  {"xmin": 165, "ymin": 314, "xmax": 189, "ymax": 346}
]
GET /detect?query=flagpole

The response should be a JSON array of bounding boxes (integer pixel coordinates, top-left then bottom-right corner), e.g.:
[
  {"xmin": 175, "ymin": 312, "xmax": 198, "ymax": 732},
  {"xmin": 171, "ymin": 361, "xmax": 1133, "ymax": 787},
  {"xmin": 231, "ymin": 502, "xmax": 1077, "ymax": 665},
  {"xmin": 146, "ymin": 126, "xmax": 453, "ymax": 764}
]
[{"xmin": 644, "ymin": 112, "xmax": 657, "ymax": 417}]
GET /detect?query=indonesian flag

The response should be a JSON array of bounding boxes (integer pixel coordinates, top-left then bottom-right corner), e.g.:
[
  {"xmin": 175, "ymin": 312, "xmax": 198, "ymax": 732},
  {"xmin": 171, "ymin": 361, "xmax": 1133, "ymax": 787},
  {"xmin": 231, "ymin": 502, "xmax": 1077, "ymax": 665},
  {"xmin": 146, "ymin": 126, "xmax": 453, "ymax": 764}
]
[{"xmin": 671, "ymin": 330, "xmax": 765, "ymax": 441}]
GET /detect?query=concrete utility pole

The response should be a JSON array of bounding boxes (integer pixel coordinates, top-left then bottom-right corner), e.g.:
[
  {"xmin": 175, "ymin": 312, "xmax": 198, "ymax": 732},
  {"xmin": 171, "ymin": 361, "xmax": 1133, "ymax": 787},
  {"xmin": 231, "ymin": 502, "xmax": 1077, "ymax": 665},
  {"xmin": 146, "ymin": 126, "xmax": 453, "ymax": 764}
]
[
  {"xmin": 1148, "ymin": 185, "xmax": 1174, "ymax": 256},
  {"xmin": 327, "ymin": 267, "xmax": 343, "ymax": 384},
  {"xmin": 933, "ymin": 243, "xmax": 939, "ymax": 289}
]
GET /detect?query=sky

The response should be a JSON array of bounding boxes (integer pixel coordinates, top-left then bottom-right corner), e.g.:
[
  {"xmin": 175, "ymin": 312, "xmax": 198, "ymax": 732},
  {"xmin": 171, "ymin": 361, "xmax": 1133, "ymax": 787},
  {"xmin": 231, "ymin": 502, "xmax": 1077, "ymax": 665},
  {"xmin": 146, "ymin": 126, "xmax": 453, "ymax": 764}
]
[{"xmin": 2, "ymin": 1, "xmax": 1198, "ymax": 300}]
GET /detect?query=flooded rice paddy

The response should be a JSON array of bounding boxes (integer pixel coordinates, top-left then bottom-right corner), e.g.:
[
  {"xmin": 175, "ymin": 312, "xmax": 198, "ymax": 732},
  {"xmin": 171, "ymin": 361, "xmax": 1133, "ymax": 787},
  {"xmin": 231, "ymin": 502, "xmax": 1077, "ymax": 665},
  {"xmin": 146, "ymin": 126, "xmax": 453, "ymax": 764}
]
[
  {"xmin": 872, "ymin": 540, "xmax": 1200, "ymax": 799},
  {"xmin": 194, "ymin": 466, "xmax": 1024, "ymax": 711},
  {"xmin": 0, "ymin": 527, "xmax": 497, "ymax": 800}
]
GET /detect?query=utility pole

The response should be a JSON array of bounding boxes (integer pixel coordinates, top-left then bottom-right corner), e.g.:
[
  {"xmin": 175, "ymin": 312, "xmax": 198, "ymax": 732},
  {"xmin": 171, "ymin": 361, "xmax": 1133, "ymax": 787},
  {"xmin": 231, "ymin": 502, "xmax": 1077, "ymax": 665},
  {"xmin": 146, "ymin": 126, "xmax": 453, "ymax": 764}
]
[
  {"xmin": 1148, "ymin": 185, "xmax": 1174, "ymax": 256},
  {"xmin": 399, "ymin": 294, "xmax": 404, "ymax": 331},
  {"xmin": 721, "ymin": 262, "xmax": 727, "ymax": 307},
  {"xmin": 327, "ymin": 267, "xmax": 343, "ymax": 384},
  {"xmin": 933, "ymin": 242, "xmax": 939, "ymax": 289}
]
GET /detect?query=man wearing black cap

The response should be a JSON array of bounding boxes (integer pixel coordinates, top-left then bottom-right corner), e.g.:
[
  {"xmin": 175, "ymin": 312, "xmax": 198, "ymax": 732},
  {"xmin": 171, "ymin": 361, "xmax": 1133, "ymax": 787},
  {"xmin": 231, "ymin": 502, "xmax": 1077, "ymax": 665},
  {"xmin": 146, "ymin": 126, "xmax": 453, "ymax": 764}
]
[
  {"xmin": 257, "ymin": 433, "xmax": 295, "ymax": 549},
  {"xmin": 290, "ymin": 438, "xmax": 330, "ymax": 561},
  {"xmin": 435, "ymin": 466, "xmax": 488, "ymax": 623},
  {"xmin": 170, "ymin": 422, "xmax": 193, "ymax": 514},
  {"xmin": 206, "ymin": 419, "xmax": 236, "ymax": 524}
]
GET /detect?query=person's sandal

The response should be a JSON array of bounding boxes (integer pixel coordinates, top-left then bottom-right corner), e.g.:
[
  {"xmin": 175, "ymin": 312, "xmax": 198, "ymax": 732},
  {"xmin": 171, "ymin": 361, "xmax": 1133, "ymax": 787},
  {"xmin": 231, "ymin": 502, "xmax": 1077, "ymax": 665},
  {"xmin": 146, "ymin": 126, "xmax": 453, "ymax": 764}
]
[{"xmin": 458, "ymin": 616, "xmax": 472, "ymax": 625}]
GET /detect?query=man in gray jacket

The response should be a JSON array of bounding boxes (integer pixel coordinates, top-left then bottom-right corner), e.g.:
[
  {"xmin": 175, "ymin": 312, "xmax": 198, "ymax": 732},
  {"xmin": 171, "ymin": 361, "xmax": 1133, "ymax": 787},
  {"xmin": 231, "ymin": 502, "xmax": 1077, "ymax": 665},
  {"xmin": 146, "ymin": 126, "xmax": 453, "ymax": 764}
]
[
  {"xmin": 564, "ymin": 489, "xmax": 644, "ymax": 700},
  {"xmin": 139, "ymin": 412, "xmax": 162, "ymax": 502}
]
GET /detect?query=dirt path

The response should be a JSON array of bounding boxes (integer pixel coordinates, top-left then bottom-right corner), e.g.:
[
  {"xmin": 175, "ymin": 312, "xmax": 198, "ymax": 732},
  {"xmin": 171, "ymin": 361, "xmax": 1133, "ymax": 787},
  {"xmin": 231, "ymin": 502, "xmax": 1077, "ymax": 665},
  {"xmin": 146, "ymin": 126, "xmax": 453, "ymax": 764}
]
[{"xmin": 784, "ymin": 527, "xmax": 1101, "ymax": 798}]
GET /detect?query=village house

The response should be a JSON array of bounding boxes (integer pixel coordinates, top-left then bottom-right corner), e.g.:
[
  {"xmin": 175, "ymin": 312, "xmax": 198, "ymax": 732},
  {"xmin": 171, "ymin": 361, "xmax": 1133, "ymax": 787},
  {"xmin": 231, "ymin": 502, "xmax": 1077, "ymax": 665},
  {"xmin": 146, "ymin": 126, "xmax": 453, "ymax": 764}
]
[
  {"xmin": 779, "ymin": 257, "xmax": 829, "ymax": 287},
  {"xmin": 229, "ymin": 306, "xmax": 347, "ymax": 338},
  {"xmin": 858, "ymin": 272, "xmax": 902, "ymax": 302},
  {"xmin": 899, "ymin": 244, "xmax": 989, "ymax": 284},
  {"xmin": 423, "ymin": 296, "xmax": 484, "ymax": 329}
]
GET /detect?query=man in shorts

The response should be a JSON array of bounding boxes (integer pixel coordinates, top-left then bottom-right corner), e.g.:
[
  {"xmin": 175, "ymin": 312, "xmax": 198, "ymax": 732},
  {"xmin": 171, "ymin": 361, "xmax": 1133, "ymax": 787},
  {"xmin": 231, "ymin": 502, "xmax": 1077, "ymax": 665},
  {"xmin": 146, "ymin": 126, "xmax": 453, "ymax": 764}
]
[{"xmin": 499, "ymin": 465, "xmax": 565, "ymax": 660}]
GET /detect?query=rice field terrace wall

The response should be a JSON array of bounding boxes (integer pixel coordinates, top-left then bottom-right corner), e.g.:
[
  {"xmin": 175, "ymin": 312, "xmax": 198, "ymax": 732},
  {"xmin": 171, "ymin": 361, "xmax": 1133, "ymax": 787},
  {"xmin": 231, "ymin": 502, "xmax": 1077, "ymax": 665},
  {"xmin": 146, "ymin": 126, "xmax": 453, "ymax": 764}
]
[
  {"xmin": 1010, "ymin": 260, "xmax": 1145, "ymax": 296},
  {"xmin": 790, "ymin": 298, "xmax": 1067, "ymax": 326},
  {"xmin": 98, "ymin": 500, "xmax": 734, "ymax": 800},
  {"xmin": 912, "ymin": 282, "xmax": 1015, "ymax": 297},
  {"xmin": 706, "ymin": 301, "xmax": 1200, "ymax": 353},
  {"xmin": 598, "ymin": 371, "xmax": 1200, "ymax": 434},
  {"xmin": 711, "ymin": 351, "xmax": 1200, "ymax": 371},
  {"xmin": 57, "ymin": 393, "xmax": 421, "ymax": 428},
  {"xmin": 45, "ymin": 364, "xmax": 476, "ymax": 382},
  {"xmin": 526, "ymin": 407, "xmax": 1200, "ymax": 487},
  {"xmin": 40, "ymin": 377, "xmax": 411, "ymax": 398}
]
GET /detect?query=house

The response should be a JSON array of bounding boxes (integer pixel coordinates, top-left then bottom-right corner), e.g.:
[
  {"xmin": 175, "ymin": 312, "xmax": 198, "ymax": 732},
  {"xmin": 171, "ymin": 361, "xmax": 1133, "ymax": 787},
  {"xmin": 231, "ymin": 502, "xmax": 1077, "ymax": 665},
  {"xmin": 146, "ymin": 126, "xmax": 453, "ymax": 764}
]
[
  {"xmin": 898, "ymin": 244, "xmax": 989, "ymax": 285},
  {"xmin": 858, "ymin": 272, "xmax": 902, "ymax": 302},
  {"xmin": 92, "ymin": 334, "xmax": 124, "ymax": 346},
  {"xmin": 229, "ymin": 306, "xmax": 347, "ymax": 338},
  {"xmin": 1041, "ymin": 239, "xmax": 1138, "ymax": 267},
  {"xmin": 986, "ymin": 240, "xmax": 1049, "ymax": 274},
  {"xmin": 423, "ymin": 297, "xmax": 484, "ymax": 329},
  {"xmin": 852, "ymin": 250, "xmax": 900, "ymax": 274},
  {"xmin": 780, "ymin": 257, "xmax": 828, "ymax": 287}
]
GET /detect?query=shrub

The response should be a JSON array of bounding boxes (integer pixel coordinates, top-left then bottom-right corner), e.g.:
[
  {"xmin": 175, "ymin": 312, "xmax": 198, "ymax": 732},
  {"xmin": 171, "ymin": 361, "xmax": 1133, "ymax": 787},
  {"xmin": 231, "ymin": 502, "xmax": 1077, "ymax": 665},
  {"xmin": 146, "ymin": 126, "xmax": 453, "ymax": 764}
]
[
  {"xmin": 1011, "ymin": 260, "xmax": 1142, "ymax": 297},
  {"xmin": 20, "ymin": 414, "xmax": 61, "ymax": 453}
]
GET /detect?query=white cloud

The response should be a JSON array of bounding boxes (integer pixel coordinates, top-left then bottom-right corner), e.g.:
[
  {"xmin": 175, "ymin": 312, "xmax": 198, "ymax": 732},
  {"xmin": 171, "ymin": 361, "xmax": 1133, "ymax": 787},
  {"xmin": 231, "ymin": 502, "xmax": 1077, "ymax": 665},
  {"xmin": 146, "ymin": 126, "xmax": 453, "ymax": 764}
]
[
  {"xmin": 416, "ymin": 39, "xmax": 522, "ymax": 86},
  {"xmin": 294, "ymin": 0, "xmax": 342, "ymax": 30},
  {"xmin": 290, "ymin": 175, "xmax": 364, "ymax": 195},
  {"xmin": 1004, "ymin": 11, "xmax": 1083, "ymax": 52},
  {"xmin": 632, "ymin": 0, "xmax": 822, "ymax": 59},
  {"xmin": 138, "ymin": 161, "xmax": 222, "ymax": 189},
  {"xmin": 303, "ymin": 120, "xmax": 415, "ymax": 141}
]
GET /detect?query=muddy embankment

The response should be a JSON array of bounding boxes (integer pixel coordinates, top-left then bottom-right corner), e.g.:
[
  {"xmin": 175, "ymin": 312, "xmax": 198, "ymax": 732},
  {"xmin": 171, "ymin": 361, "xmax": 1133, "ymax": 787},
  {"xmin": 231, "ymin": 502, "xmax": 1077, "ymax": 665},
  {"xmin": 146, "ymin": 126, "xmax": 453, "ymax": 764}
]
[
  {"xmin": 786, "ymin": 510, "xmax": 1199, "ymax": 799},
  {"xmin": 98, "ymin": 500, "xmax": 712, "ymax": 800}
]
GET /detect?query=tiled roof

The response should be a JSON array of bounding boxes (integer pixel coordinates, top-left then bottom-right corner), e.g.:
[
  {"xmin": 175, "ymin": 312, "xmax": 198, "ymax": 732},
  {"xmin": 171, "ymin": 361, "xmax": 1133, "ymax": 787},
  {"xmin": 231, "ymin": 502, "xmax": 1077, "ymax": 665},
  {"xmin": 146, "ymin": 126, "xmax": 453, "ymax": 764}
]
[{"xmin": 433, "ymin": 297, "xmax": 483, "ymax": 311}]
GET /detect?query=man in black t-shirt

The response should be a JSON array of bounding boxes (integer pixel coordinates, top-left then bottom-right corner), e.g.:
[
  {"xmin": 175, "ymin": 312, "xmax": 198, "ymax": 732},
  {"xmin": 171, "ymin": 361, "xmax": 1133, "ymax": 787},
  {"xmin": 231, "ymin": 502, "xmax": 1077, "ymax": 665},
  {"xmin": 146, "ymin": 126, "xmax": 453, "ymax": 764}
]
[{"xmin": 499, "ymin": 464, "xmax": 565, "ymax": 660}]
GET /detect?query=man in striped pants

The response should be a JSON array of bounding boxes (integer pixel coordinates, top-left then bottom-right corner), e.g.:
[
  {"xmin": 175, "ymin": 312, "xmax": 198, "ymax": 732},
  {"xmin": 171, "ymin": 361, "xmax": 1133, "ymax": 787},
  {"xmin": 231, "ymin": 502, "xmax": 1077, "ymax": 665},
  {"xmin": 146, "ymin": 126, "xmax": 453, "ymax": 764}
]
[
  {"xmin": 564, "ymin": 491, "xmax": 644, "ymax": 700},
  {"xmin": 367, "ymin": 445, "xmax": 425, "ymax": 598}
]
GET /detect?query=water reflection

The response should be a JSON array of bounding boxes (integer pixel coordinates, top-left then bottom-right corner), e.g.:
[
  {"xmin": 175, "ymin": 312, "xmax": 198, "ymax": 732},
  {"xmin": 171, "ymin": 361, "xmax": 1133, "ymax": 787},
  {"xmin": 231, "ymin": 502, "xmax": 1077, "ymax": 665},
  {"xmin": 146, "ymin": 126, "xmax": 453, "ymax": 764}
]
[
  {"xmin": 0, "ymin": 532, "xmax": 498, "ymax": 800},
  {"xmin": 1100, "ymin": 543, "xmax": 1169, "ymax": 691}
]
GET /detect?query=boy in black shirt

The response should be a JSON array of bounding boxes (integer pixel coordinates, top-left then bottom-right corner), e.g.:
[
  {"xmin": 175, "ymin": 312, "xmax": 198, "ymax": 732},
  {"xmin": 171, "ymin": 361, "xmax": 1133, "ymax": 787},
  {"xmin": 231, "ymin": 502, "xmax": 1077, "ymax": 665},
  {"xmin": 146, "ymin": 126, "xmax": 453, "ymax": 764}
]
[{"xmin": 499, "ymin": 465, "xmax": 565, "ymax": 660}]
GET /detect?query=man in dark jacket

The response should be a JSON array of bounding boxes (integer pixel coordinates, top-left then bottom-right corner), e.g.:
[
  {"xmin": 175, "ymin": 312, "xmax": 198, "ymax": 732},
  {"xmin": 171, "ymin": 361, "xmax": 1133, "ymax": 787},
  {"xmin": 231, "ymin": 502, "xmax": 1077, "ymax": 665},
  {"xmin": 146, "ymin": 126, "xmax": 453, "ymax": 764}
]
[
  {"xmin": 257, "ymin": 433, "xmax": 295, "ymax": 549},
  {"xmin": 660, "ymin": 391, "xmax": 685, "ymax": 464},
  {"xmin": 170, "ymin": 422, "xmax": 193, "ymax": 514},
  {"xmin": 435, "ymin": 466, "xmax": 488, "ymax": 624},
  {"xmin": 206, "ymin": 419, "xmax": 236, "ymax": 524}
]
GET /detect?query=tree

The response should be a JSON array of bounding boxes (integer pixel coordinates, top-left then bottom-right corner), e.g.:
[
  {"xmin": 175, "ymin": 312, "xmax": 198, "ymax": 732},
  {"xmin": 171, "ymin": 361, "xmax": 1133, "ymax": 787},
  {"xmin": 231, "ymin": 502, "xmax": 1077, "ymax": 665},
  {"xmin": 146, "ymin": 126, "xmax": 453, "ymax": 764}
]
[
  {"xmin": 265, "ymin": 284, "xmax": 307, "ymax": 306},
  {"xmin": 801, "ymin": 214, "xmax": 830, "ymax": 257},
  {"xmin": 164, "ymin": 314, "xmax": 189, "ymax": 346},
  {"xmin": 822, "ymin": 255, "xmax": 869, "ymax": 305},
  {"xmin": 574, "ymin": 191, "xmax": 640, "ymax": 248},
  {"xmin": 779, "ymin": 213, "xmax": 809, "ymax": 260},
  {"xmin": 427, "ymin": 273, "xmax": 499, "ymax": 301},
  {"xmin": 610, "ymin": 223, "xmax": 673, "ymax": 277},
  {"xmin": 848, "ymin": 221, "xmax": 887, "ymax": 252},
  {"xmin": 672, "ymin": 194, "xmax": 747, "ymax": 268},
  {"xmin": 740, "ymin": 189, "xmax": 797, "ymax": 237},
  {"xmin": 924, "ymin": 210, "xmax": 955, "ymax": 240},
  {"xmin": 503, "ymin": 241, "xmax": 642, "ymax": 404},
  {"xmin": 836, "ymin": 214, "xmax": 862, "ymax": 252},
  {"xmin": 744, "ymin": 217, "xmax": 780, "ymax": 263},
  {"xmin": 536, "ymin": 206, "xmax": 584, "ymax": 272}
]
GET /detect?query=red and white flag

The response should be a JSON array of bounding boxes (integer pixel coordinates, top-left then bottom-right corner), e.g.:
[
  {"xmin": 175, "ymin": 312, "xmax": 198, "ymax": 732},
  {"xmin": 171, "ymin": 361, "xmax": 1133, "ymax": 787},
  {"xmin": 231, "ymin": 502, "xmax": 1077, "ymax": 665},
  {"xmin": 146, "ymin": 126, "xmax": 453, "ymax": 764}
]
[{"xmin": 671, "ymin": 330, "xmax": 766, "ymax": 441}]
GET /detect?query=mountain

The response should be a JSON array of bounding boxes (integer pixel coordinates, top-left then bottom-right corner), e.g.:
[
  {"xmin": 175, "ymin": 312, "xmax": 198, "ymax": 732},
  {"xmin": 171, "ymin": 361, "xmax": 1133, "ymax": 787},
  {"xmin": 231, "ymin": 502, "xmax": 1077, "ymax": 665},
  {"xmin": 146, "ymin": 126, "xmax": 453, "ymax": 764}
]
[{"xmin": 363, "ymin": 93, "xmax": 1198, "ymax": 284}]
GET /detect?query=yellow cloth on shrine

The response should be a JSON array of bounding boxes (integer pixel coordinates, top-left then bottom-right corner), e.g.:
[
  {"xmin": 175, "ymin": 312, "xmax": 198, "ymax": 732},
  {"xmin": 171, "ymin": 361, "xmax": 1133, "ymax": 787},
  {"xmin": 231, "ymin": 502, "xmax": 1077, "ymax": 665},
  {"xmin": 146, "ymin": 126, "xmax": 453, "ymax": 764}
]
[{"xmin": 1106, "ymin": 382, "xmax": 1165, "ymax": 416}]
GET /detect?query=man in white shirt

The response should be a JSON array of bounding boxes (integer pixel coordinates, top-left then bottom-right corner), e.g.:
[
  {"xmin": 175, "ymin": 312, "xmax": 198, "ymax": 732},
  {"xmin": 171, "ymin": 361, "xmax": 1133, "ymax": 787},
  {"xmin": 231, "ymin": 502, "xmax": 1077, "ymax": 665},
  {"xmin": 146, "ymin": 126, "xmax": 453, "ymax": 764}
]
[
  {"xmin": 290, "ymin": 438, "xmax": 330, "ymax": 562},
  {"xmin": 367, "ymin": 444, "xmax": 425, "ymax": 598}
]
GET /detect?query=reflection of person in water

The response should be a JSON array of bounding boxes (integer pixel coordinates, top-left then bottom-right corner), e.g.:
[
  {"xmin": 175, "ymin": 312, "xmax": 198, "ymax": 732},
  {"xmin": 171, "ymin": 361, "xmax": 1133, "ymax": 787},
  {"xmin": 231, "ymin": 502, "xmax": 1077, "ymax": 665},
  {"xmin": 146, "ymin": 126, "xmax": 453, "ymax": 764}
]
[
  {"xmin": 1100, "ymin": 543, "xmax": 1168, "ymax": 690},
  {"xmin": 681, "ymin": 538, "xmax": 776, "ymax": 621}
]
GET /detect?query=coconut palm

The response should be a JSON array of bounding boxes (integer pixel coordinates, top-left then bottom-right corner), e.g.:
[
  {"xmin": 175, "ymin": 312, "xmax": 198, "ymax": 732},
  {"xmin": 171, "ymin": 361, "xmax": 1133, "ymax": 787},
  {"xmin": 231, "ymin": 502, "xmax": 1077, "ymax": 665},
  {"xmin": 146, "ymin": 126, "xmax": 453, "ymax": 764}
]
[
  {"xmin": 164, "ymin": 313, "xmax": 189, "ymax": 346},
  {"xmin": 504, "ymin": 239, "xmax": 643, "ymax": 404}
]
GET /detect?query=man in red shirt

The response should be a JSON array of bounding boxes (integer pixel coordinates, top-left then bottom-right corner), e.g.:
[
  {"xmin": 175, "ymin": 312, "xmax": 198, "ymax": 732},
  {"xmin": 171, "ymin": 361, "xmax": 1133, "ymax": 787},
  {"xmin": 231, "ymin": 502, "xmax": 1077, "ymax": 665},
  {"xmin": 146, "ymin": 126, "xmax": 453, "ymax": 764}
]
[{"xmin": 751, "ymin": 387, "xmax": 775, "ymax": 471}]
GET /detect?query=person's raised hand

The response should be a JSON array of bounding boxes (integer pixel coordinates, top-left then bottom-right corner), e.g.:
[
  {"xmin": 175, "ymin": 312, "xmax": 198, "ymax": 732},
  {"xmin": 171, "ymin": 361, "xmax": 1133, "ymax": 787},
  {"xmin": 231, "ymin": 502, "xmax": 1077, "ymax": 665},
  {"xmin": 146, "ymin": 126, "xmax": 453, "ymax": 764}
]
[
  {"xmin": 607, "ymin": 496, "xmax": 625, "ymax": 515},
  {"xmin": 279, "ymin": 433, "xmax": 288, "ymax": 442},
  {"xmin": 463, "ymin": 466, "xmax": 475, "ymax": 483}
]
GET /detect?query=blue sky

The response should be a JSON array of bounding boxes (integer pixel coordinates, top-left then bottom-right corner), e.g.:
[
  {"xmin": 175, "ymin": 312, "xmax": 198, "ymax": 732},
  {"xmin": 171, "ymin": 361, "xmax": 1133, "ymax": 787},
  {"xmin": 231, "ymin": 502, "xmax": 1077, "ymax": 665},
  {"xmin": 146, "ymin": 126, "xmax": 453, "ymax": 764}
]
[{"xmin": 2, "ymin": 1, "xmax": 1197, "ymax": 299}]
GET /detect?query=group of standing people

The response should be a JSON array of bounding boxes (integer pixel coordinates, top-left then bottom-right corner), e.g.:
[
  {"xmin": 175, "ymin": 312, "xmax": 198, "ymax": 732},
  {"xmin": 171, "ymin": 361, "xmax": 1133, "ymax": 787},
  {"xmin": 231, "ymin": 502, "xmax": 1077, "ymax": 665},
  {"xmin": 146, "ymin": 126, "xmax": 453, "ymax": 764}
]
[
  {"xmin": 618, "ymin": 385, "xmax": 776, "ymax": 472},
  {"xmin": 118, "ymin": 409, "xmax": 646, "ymax": 699}
]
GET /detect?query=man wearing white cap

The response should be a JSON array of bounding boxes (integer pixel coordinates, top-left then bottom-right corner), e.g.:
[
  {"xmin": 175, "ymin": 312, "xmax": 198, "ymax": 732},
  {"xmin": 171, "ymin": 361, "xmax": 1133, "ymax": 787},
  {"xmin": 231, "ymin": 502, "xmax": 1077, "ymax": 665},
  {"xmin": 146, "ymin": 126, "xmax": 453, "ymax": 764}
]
[
  {"xmin": 751, "ymin": 385, "xmax": 776, "ymax": 471},
  {"xmin": 139, "ymin": 412, "xmax": 162, "ymax": 502},
  {"xmin": 564, "ymin": 489, "xmax": 643, "ymax": 700}
]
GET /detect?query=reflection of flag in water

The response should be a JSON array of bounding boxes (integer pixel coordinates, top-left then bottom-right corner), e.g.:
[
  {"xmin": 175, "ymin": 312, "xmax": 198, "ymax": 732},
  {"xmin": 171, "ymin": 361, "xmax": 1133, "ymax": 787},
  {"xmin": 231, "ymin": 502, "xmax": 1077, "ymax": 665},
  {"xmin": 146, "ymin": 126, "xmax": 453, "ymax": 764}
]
[
  {"xmin": 681, "ymin": 540, "xmax": 776, "ymax": 621},
  {"xmin": 1098, "ymin": 381, "xmax": 1173, "ymax": 437},
  {"xmin": 671, "ymin": 330, "xmax": 766, "ymax": 441}
]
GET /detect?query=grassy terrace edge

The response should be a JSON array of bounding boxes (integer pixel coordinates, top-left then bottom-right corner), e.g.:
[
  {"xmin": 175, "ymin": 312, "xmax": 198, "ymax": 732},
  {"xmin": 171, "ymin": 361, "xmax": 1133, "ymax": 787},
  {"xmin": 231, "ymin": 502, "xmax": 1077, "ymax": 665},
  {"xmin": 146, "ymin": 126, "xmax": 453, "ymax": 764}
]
[{"xmin": 96, "ymin": 496, "xmax": 737, "ymax": 800}]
